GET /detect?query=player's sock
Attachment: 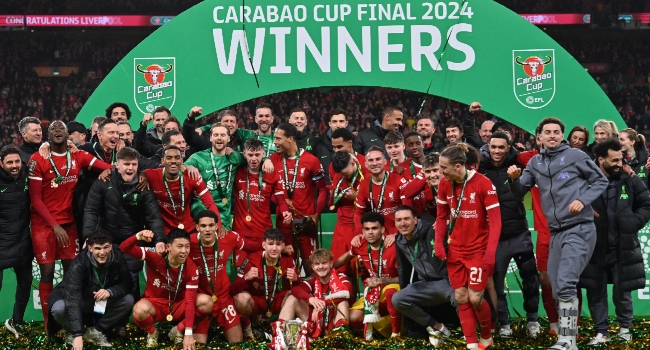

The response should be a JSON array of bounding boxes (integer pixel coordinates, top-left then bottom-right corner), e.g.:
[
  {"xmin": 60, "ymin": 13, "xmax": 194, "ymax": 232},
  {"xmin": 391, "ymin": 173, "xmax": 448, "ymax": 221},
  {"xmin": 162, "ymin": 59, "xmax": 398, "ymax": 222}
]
[
  {"xmin": 384, "ymin": 287, "xmax": 401, "ymax": 333},
  {"xmin": 458, "ymin": 302, "xmax": 478, "ymax": 344},
  {"xmin": 334, "ymin": 319, "xmax": 347, "ymax": 328},
  {"xmin": 38, "ymin": 282, "xmax": 53, "ymax": 328},
  {"xmin": 134, "ymin": 315, "xmax": 156, "ymax": 335},
  {"xmin": 473, "ymin": 300, "xmax": 492, "ymax": 339},
  {"xmin": 541, "ymin": 285, "xmax": 558, "ymax": 323}
]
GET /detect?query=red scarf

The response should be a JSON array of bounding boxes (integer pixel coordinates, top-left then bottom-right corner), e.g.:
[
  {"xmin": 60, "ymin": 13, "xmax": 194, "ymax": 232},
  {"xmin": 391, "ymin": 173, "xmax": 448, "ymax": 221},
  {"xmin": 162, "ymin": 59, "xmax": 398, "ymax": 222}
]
[{"xmin": 311, "ymin": 269, "xmax": 349, "ymax": 338}]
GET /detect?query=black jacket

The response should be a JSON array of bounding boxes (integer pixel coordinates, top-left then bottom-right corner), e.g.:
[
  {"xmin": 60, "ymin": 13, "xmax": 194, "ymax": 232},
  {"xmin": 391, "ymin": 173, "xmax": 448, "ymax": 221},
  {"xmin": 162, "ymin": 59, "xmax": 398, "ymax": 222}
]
[
  {"xmin": 20, "ymin": 141, "xmax": 41, "ymax": 165},
  {"xmin": 47, "ymin": 249, "xmax": 133, "ymax": 337},
  {"xmin": 625, "ymin": 146, "xmax": 649, "ymax": 189},
  {"xmin": 134, "ymin": 126, "xmax": 162, "ymax": 157},
  {"xmin": 479, "ymin": 145, "xmax": 528, "ymax": 239},
  {"xmin": 313, "ymin": 131, "xmax": 335, "ymax": 179},
  {"xmin": 580, "ymin": 173, "xmax": 650, "ymax": 292},
  {"xmin": 296, "ymin": 130, "xmax": 316, "ymax": 154},
  {"xmin": 396, "ymin": 215, "xmax": 448, "ymax": 288},
  {"xmin": 0, "ymin": 166, "xmax": 32, "ymax": 269},
  {"xmin": 353, "ymin": 119, "xmax": 390, "ymax": 157},
  {"xmin": 83, "ymin": 168, "xmax": 166, "ymax": 244},
  {"xmin": 462, "ymin": 112, "xmax": 485, "ymax": 149}
]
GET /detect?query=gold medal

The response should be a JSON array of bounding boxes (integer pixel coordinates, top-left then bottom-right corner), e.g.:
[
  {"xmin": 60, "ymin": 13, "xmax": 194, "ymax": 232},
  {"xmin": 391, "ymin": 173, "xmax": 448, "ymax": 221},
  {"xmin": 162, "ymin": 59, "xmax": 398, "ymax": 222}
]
[
  {"xmin": 245, "ymin": 215, "xmax": 252, "ymax": 222},
  {"xmin": 212, "ymin": 295, "xmax": 217, "ymax": 302},
  {"xmin": 166, "ymin": 314, "xmax": 173, "ymax": 322},
  {"xmin": 330, "ymin": 205, "xmax": 335, "ymax": 211},
  {"xmin": 447, "ymin": 237, "xmax": 451, "ymax": 244},
  {"xmin": 51, "ymin": 180, "xmax": 59, "ymax": 188},
  {"xmin": 178, "ymin": 223, "xmax": 184, "ymax": 230},
  {"xmin": 222, "ymin": 198, "xmax": 228, "ymax": 204},
  {"xmin": 266, "ymin": 310, "xmax": 272, "ymax": 318}
]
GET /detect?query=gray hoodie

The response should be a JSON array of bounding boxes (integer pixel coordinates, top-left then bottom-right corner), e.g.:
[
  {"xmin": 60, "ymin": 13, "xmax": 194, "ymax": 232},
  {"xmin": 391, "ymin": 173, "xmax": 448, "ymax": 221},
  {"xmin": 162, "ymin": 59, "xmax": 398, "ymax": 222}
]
[{"xmin": 509, "ymin": 140, "xmax": 607, "ymax": 233}]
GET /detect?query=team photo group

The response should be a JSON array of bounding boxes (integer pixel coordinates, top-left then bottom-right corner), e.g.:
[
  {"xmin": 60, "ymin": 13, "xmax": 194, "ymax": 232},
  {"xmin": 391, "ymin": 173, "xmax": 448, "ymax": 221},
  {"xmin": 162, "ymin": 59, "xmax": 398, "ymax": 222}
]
[{"xmin": 1, "ymin": 98, "xmax": 647, "ymax": 350}]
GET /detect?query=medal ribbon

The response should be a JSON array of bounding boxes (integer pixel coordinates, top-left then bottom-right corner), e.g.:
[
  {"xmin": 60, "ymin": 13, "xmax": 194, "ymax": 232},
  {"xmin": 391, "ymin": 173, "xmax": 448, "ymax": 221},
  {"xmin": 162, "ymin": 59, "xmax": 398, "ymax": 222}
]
[
  {"xmin": 210, "ymin": 153, "xmax": 232, "ymax": 201},
  {"xmin": 410, "ymin": 160, "xmax": 417, "ymax": 178},
  {"xmin": 447, "ymin": 170, "xmax": 469, "ymax": 238},
  {"xmin": 282, "ymin": 150, "xmax": 301, "ymax": 199},
  {"xmin": 332, "ymin": 170, "xmax": 360, "ymax": 206},
  {"xmin": 367, "ymin": 240, "xmax": 384, "ymax": 278},
  {"xmin": 263, "ymin": 253, "xmax": 281, "ymax": 314},
  {"xmin": 166, "ymin": 258, "xmax": 185, "ymax": 317},
  {"xmin": 48, "ymin": 150, "xmax": 71, "ymax": 184},
  {"xmin": 162, "ymin": 169, "xmax": 185, "ymax": 227},
  {"xmin": 369, "ymin": 171, "xmax": 389, "ymax": 212},
  {"xmin": 92, "ymin": 267, "xmax": 108, "ymax": 289},
  {"xmin": 409, "ymin": 241, "xmax": 419, "ymax": 264},
  {"xmin": 198, "ymin": 234, "xmax": 218, "ymax": 298},
  {"xmin": 246, "ymin": 169, "xmax": 264, "ymax": 217}
]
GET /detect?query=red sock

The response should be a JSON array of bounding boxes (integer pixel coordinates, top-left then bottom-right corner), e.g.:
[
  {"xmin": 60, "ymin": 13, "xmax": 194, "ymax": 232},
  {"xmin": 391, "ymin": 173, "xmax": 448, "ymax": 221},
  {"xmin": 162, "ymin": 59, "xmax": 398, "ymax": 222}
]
[
  {"xmin": 384, "ymin": 287, "xmax": 401, "ymax": 333},
  {"xmin": 541, "ymin": 285, "xmax": 558, "ymax": 323},
  {"xmin": 241, "ymin": 316, "xmax": 251, "ymax": 328},
  {"xmin": 473, "ymin": 300, "xmax": 492, "ymax": 339},
  {"xmin": 277, "ymin": 318, "xmax": 286, "ymax": 323},
  {"xmin": 134, "ymin": 315, "xmax": 156, "ymax": 334},
  {"xmin": 334, "ymin": 319, "xmax": 347, "ymax": 328},
  {"xmin": 39, "ymin": 282, "xmax": 53, "ymax": 328},
  {"xmin": 458, "ymin": 302, "xmax": 478, "ymax": 344}
]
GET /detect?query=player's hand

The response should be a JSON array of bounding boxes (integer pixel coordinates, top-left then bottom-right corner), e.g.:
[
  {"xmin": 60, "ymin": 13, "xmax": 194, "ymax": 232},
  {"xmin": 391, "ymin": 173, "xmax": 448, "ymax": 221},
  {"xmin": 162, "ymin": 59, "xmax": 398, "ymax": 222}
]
[
  {"xmin": 245, "ymin": 267, "xmax": 259, "ymax": 281},
  {"xmin": 384, "ymin": 234, "xmax": 396, "ymax": 247},
  {"xmin": 142, "ymin": 113, "xmax": 153, "ymax": 126},
  {"xmin": 309, "ymin": 297, "xmax": 326, "ymax": 312},
  {"xmin": 155, "ymin": 242, "xmax": 167, "ymax": 255},
  {"xmin": 365, "ymin": 277, "xmax": 381, "ymax": 288},
  {"xmin": 262, "ymin": 159, "xmax": 274, "ymax": 174},
  {"xmin": 568, "ymin": 199, "xmax": 584, "ymax": 214},
  {"xmin": 286, "ymin": 267, "xmax": 298, "ymax": 281},
  {"xmin": 189, "ymin": 106, "xmax": 203, "ymax": 119},
  {"xmin": 308, "ymin": 214, "xmax": 320, "ymax": 226},
  {"xmin": 394, "ymin": 166, "xmax": 405, "ymax": 175},
  {"xmin": 350, "ymin": 234, "xmax": 362, "ymax": 248},
  {"xmin": 507, "ymin": 165, "xmax": 521, "ymax": 180},
  {"xmin": 539, "ymin": 271, "xmax": 550, "ymax": 287},
  {"xmin": 136, "ymin": 172, "xmax": 149, "ymax": 191},
  {"xmin": 93, "ymin": 289, "xmax": 110, "ymax": 301},
  {"xmin": 434, "ymin": 248, "xmax": 446, "ymax": 261},
  {"xmin": 646, "ymin": 157, "xmax": 650, "ymax": 170},
  {"xmin": 622, "ymin": 164, "xmax": 636, "ymax": 177},
  {"xmin": 593, "ymin": 210, "xmax": 600, "ymax": 218},
  {"xmin": 183, "ymin": 335, "xmax": 196, "ymax": 350},
  {"xmin": 469, "ymin": 102, "xmax": 482, "ymax": 113},
  {"xmin": 282, "ymin": 245, "xmax": 294, "ymax": 256},
  {"xmin": 39, "ymin": 142, "xmax": 51, "ymax": 159},
  {"xmin": 67, "ymin": 140, "xmax": 79, "ymax": 153},
  {"xmin": 116, "ymin": 139, "xmax": 126, "ymax": 152},
  {"xmin": 98, "ymin": 168, "xmax": 112, "ymax": 182},
  {"xmin": 514, "ymin": 143, "xmax": 526, "ymax": 152},
  {"xmin": 349, "ymin": 153, "xmax": 360, "ymax": 166},
  {"xmin": 72, "ymin": 336, "xmax": 83, "ymax": 350},
  {"xmin": 185, "ymin": 166, "xmax": 201, "ymax": 181},
  {"xmin": 217, "ymin": 226, "xmax": 227, "ymax": 239},
  {"xmin": 53, "ymin": 224, "xmax": 70, "ymax": 247},
  {"xmin": 224, "ymin": 147, "xmax": 234, "ymax": 155},
  {"xmin": 195, "ymin": 128, "xmax": 203, "ymax": 136},
  {"xmin": 311, "ymin": 308, "xmax": 320, "ymax": 323},
  {"xmin": 282, "ymin": 211, "xmax": 293, "ymax": 225},
  {"xmin": 137, "ymin": 230, "xmax": 154, "ymax": 242},
  {"xmin": 285, "ymin": 199, "xmax": 296, "ymax": 212}
]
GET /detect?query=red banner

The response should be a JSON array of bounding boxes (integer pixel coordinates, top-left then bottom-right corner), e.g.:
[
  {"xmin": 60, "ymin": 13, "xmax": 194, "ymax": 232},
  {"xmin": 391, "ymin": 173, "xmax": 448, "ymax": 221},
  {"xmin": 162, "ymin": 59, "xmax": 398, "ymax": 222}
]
[
  {"xmin": 520, "ymin": 14, "xmax": 588, "ymax": 25},
  {"xmin": 0, "ymin": 15, "xmax": 25, "ymax": 26},
  {"xmin": 24, "ymin": 15, "xmax": 154, "ymax": 27}
]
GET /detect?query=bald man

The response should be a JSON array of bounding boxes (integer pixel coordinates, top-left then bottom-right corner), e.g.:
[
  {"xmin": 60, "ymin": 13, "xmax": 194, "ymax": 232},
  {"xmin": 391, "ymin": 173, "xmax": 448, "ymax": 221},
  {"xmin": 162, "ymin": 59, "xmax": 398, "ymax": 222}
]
[{"xmin": 479, "ymin": 120, "xmax": 494, "ymax": 144}]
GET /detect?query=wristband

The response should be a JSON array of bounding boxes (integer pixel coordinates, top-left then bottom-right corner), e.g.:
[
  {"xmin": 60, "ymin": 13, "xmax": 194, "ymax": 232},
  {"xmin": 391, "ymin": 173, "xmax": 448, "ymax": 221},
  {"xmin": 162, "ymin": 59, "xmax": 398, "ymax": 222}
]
[
  {"xmin": 184, "ymin": 329, "xmax": 193, "ymax": 336},
  {"xmin": 136, "ymin": 232, "xmax": 143, "ymax": 240}
]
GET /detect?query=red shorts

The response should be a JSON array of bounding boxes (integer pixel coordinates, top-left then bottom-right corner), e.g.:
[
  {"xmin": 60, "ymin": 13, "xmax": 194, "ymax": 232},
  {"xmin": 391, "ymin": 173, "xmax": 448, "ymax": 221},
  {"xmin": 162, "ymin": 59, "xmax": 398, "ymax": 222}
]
[
  {"xmin": 447, "ymin": 255, "xmax": 488, "ymax": 291},
  {"xmin": 251, "ymin": 290, "xmax": 289, "ymax": 318},
  {"xmin": 234, "ymin": 236, "xmax": 264, "ymax": 267},
  {"xmin": 32, "ymin": 222, "xmax": 79, "ymax": 264},
  {"xmin": 143, "ymin": 297, "xmax": 186, "ymax": 323},
  {"xmin": 331, "ymin": 224, "xmax": 356, "ymax": 274},
  {"xmin": 536, "ymin": 229, "xmax": 551, "ymax": 271},
  {"xmin": 195, "ymin": 294, "xmax": 241, "ymax": 333},
  {"xmin": 278, "ymin": 225, "xmax": 318, "ymax": 261}
]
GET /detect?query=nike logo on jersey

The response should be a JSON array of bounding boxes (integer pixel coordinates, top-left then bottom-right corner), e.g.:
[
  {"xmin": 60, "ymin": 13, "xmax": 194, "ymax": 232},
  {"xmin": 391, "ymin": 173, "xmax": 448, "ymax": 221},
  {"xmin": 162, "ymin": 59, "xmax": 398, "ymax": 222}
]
[
  {"xmin": 370, "ymin": 138, "xmax": 378, "ymax": 142},
  {"xmin": 0, "ymin": 188, "xmax": 6, "ymax": 193}
]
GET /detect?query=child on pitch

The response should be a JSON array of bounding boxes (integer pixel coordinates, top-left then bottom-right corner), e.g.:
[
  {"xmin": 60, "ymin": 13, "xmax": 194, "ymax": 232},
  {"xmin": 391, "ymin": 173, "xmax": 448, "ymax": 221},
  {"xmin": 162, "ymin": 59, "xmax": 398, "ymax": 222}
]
[
  {"xmin": 270, "ymin": 249, "xmax": 352, "ymax": 349},
  {"xmin": 334, "ymin": 211, "xmax": 400, "ymax": 340},
  {"xmin": 230, "ymin": 228, "xmax": 299, "ymax": 338}
]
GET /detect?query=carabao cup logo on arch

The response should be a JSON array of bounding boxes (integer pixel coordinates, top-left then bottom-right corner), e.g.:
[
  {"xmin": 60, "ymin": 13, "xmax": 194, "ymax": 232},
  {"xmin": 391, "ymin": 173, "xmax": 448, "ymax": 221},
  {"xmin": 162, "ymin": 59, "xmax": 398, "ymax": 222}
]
[
  {"xmin": 134, "ymin": 57, "xmax": 176, "ymax": 114},
  {"xmin": 512, "ymin": 49, "xmax": 555, "ymax": 109}
]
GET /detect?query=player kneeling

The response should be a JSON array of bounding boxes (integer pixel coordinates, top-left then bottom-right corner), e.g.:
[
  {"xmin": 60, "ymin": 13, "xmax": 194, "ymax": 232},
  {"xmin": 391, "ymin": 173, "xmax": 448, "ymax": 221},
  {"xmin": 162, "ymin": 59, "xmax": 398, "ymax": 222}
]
[
  {"xmin": 231, "ymin": 228, "xmax": 299, "ymax": 339},
  {"xmin": 120, "ymin": 229, "xmax": 213, "ymax": 350},
  {"xmin": 270, "ymin": 249, "xmax": 352, "ymax": 349},
  {"xmin": 334, "ymin": 212, "xmax": 400, "ymax": 340}
]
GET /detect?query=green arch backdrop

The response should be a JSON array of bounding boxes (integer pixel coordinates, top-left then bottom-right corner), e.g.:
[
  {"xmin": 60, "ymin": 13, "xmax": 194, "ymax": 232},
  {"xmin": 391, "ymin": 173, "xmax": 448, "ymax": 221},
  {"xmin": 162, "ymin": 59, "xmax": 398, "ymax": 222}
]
[{"xmin": 77, "ymin": 0, "xmax": 623, "ymax": 133}]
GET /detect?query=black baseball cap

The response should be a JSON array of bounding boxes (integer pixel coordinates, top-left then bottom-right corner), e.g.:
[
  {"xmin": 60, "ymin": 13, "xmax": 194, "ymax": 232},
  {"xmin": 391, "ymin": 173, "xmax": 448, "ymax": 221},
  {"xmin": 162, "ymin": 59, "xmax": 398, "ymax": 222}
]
[{"xmin": 67, "ymin": 121, "xmax": 87, "ymax": 134}]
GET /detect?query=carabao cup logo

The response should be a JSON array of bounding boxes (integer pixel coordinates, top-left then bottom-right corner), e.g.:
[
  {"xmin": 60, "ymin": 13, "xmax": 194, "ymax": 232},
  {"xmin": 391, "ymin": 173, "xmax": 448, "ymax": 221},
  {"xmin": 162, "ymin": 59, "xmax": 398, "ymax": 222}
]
[
  {"xmin": 512, "ymin": 49, "xmax": 555, "ymax": 109},
  {"xmin": 134, "ymin": 57, "xmax": 176, "ymax": 114}
]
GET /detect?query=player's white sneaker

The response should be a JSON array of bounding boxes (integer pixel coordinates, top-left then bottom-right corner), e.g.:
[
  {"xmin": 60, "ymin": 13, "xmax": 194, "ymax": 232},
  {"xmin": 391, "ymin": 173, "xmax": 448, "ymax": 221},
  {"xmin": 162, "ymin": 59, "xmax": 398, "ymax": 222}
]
[
  {"xmin": 146, "ymin": 329, "xmax": 159, "ymax": 348},
  {"xmin": 587, "ymin": 333, "xmax": 609, "ymax": 346},
  {"xmin": 527, "ymin": 321, "xmax": 541, "ymax": 338}
]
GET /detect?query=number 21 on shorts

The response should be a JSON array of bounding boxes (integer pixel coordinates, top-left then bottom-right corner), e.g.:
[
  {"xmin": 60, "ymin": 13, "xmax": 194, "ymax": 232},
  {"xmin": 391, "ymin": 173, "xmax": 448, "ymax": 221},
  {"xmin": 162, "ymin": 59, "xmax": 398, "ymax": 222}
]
[{"xmin": 469, "ymin": 267, "xmax": 483, "ymax": 284}]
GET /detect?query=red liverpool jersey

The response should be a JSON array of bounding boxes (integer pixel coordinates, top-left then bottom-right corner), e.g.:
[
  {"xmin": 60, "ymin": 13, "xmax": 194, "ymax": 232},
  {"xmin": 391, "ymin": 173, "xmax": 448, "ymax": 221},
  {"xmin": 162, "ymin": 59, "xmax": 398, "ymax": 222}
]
[{"xmin": 355, "ymin": 172, "xmax": 408, "ymax": 235}]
